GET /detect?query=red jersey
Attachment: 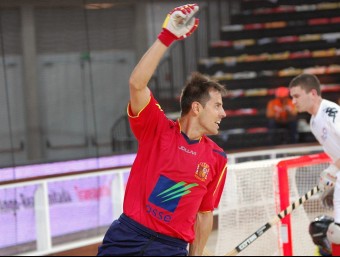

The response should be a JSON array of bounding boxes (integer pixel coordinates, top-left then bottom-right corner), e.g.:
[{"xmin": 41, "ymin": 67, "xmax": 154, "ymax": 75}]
[{"xmin": 124, "ymin": 95, "xmax": 227, "ymax": 243}]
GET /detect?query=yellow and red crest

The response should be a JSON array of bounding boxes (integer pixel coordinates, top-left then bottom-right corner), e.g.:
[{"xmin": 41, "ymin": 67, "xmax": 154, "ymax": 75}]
[{"xmin": 195, "ymin": 162, "xmax": 210, "ymax": 182}]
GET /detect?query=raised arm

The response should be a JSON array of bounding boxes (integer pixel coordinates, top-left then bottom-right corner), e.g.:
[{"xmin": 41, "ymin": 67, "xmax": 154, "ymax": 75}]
[
  {"xmin": 129, "ymin": 4, "xmax": 199, "ymax": 116},
  {"xmin": 129, "ymin": 41, "xmax": 167, "ymax": 116}
]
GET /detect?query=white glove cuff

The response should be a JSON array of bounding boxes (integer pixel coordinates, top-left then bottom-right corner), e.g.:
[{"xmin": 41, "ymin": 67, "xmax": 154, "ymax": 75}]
[
  {"xmin": 327, "ymin": 223, "xmax": 340, "ymax": 244},
  {"xmin": 320, "ymin": 165, "xmax": 339, "ymax": 190}
]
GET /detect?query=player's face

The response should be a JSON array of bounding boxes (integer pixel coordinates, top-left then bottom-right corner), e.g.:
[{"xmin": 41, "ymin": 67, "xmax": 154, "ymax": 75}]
[
  {"xmin": 290, "ymin": 86, "xmax": 314, "ymax": 113},
  {"xmin": 198, "ymin": 90, "xmax": 226, "ymax": 135}
]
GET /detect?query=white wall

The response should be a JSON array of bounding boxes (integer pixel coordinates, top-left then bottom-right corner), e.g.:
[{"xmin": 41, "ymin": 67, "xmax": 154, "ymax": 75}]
[
  {"xmin": 37, "ymin": 50, "xmax": 135, "ymax": 161},
  {"xmin": 0, "ymin": 56, "xmax": 26, "ymax": 166}
]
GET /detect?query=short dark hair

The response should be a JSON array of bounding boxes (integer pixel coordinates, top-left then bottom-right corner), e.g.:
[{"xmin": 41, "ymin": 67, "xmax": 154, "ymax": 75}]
[
  {"xmin": 289, "ymin": 73, "xmax": 321, "ymax": 96},
  {"xmin": 180, "ymin": 72, "xmax": 227, "ymax": 116}
]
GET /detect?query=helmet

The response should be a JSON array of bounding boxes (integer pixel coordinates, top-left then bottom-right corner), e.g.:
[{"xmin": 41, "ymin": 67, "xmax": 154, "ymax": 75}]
[{"xmin": 309, "ymin": 215, "xmax": 334, "ymax": 255}]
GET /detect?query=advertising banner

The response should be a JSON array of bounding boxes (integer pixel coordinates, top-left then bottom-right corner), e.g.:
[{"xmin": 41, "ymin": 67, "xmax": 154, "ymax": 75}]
[{"xmin": 0, "ymin": 172, "xmax": 130, "ymax": 249}]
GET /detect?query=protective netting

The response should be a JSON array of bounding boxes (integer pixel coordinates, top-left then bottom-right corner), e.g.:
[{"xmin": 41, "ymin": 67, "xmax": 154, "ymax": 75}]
[
  {"xmin": 215, "ymin": 154, "xmax": 332, "ymax": 256},
  {"xmin": 216, "ymin": 159, "xmax": 282, "ymax": 256},
  {"xmin": 289, "ymin": 162, "xmax": 332, "ymax": 256}
]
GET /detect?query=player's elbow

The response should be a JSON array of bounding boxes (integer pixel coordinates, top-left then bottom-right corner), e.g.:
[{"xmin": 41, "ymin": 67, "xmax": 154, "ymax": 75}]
[
  {"xmin": 129, "ymin": 76, "xmax": 139, "ymax": 90},
  {"xmin": 129, "ymin": 76, "xmax": 146, "ymax": 92}
]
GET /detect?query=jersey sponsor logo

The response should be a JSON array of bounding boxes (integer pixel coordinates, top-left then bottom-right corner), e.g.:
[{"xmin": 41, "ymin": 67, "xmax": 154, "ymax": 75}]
[
  {"xmin": 325, "ymin": 107, "xmax": 338, "ymax": 123},
  {"xmin": 178, "ymin": 146, "xmax": 197, "ymax": 155},
  {"xmin": 146, "ymin": 204, "xmax": 172, "ymax": 223},
  {"xmin": 148, "ymin": 175, "xmax": 198, "ymax": 213},
  {"xmin": 195, "ymin": 162, "xmax": 210, "ymax": 182}
]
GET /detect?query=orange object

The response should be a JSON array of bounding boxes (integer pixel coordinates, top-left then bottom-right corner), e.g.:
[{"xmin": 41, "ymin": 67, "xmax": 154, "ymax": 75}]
[
  {"xmin": 275, "ymin": 87, "xmax": 289, "ymax": 98},
  {"xmin": 266, "ymin": 94, "xmax": 297, "ymax": 123}
]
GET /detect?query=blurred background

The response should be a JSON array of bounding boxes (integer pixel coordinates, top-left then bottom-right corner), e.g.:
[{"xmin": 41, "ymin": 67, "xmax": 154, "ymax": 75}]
[
  {"xmin": 0, "ymin": 0, "xmax": 340, "ymax": 255},
  {"xmin": 0, "ymin": 0, "xmax": 238, "ymax": 169}
]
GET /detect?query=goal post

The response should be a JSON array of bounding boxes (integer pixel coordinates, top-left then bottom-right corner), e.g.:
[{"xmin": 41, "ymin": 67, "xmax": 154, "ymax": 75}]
[
  {"xmin": 277, "ymin": 153, "xmax": 331, "ymax": 256},
  {"xmin": 216, "ymin": 153, "xmax": 332, "ymax": 256}
]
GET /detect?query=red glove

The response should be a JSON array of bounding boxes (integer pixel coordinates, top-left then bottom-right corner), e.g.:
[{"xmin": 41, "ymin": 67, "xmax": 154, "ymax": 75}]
[{"xmin": 158, "ymin": 4, "xmax": 200, "ymax": 47}]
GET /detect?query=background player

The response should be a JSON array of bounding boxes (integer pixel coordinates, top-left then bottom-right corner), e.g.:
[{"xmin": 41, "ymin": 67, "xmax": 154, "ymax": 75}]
[
  {"xmin": 289, "ymin": 73, "xmax": 340, "ymax": 255},
  {"xmin": 97, "ymin": 4, "xmax": 228, "ymax": 256}
]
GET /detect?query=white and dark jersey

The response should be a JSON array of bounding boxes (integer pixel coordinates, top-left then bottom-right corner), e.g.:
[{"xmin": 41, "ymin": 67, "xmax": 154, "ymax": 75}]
[{"xmin": 310, "ymin": 99, "xmax": 340, "ymax": 163}]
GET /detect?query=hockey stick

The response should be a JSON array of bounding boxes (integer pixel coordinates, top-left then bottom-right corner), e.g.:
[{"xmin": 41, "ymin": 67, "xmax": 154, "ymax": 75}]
[
  {"xmin": 224, "ymin": 185, "xmax": 320, "ymax": 256},
  {"xmin": 203, "ymin": 247, "xmax": 214, "ymax": 256}
]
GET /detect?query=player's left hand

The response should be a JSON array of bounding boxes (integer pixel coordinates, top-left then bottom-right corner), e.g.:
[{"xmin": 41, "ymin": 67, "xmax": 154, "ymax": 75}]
[
  {"xmin": 319, "ymin": 165, "xmax": 338, "ymax": 192},
  {"xmin": 320, "ymin": 187, "xmax": 334, "ymax": 209},
  {"xmin": 327, "ymin": 222, "xmax": 340, "ymax": 244},
  {"xmin": 158, "ymin": 4, "xmax": 199, "ymax": 47}
]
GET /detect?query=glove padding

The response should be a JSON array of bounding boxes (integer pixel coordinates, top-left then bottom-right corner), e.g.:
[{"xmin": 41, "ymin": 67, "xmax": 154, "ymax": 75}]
[
  {"xmin": 327, "ymin": 222, "xmax": 340, "ymax": 244},
  {"xmin": 319, "ymin": 165, "xmax": 338, "ymax": 192},
  {"xmin": 320, "ymin": 187, "xmax": 334, "ymax": 209},
  {"xmin": 158, "ymin": 4, "xmax": 199, "ymax": 47}
]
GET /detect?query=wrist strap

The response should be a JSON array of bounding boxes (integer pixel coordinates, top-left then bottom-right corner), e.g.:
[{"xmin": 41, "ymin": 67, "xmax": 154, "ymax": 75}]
[{"xmin": 158, "ymin": 29, "xmax": 177, "ymax": 47}]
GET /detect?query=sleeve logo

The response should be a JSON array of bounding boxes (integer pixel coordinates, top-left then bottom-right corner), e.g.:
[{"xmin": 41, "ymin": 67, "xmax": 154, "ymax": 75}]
[{"xmin": 325, "ymin": 107, "xmax": 338, "ymax": 123}]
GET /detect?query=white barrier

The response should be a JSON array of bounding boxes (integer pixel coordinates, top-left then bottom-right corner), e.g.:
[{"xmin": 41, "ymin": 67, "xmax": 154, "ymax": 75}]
[
  {"xmin": 0, "ymin": 145, "xmax": 323, "ymax": 256},
  {"xmin": 228, "ymin": 144, "xmax": 323, "ymax": 164},
  {"xmin": 0, "ymin": 168, "xmax": 130, "ymax": 256}
]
